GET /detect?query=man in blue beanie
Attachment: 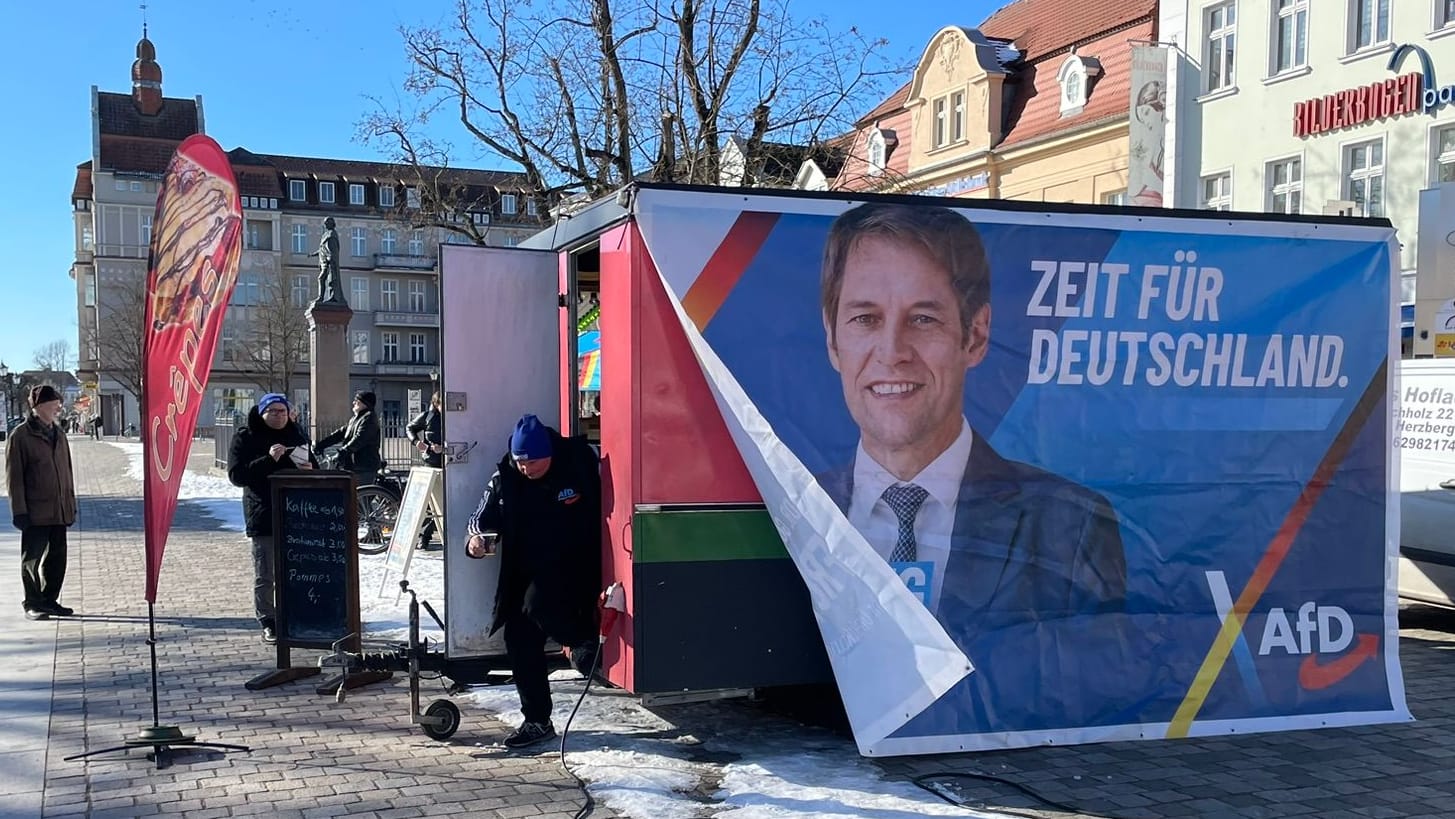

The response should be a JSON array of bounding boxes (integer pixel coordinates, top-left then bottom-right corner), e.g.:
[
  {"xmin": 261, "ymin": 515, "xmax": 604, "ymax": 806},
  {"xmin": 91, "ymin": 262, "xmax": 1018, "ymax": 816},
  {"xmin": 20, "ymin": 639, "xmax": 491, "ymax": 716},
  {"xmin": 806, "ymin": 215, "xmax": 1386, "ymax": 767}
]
[{"xmin": 466, "ymin": 413, "xmax": 602, "ymax": 748}]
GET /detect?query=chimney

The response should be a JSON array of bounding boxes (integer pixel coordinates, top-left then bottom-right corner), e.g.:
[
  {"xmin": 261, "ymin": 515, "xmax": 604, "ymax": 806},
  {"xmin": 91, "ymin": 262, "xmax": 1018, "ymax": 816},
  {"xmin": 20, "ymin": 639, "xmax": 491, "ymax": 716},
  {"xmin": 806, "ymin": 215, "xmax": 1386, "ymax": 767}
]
[{"xmin": 131, "ymin": 27, "xmax": 163, "ymax": 116}]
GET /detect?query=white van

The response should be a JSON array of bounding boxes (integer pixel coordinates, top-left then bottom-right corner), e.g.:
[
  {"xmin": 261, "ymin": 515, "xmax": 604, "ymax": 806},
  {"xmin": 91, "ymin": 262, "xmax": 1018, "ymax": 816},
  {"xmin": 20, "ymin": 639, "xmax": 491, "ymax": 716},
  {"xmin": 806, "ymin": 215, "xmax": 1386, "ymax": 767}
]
[{"xmin": 1398, "ymin": 359, "xmax": 1455, "ymax": 608}]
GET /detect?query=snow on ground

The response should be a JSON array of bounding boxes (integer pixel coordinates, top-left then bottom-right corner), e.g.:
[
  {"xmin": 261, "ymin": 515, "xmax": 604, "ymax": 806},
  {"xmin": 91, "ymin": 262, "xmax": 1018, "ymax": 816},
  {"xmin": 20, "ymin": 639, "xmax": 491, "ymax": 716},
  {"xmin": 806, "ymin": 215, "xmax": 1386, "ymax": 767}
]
[{"xmin": 107, "ymin": 441, "xmax": 1008, "ymax": 819}]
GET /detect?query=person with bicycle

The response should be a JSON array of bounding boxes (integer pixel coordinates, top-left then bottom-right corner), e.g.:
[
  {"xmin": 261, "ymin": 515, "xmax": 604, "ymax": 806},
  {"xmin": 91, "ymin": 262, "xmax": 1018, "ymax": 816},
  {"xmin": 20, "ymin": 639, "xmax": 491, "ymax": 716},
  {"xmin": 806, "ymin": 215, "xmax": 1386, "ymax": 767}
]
[
  {"xmin": 406, "ymin": 391, "xmax": 445, "ymax": 551},
  {"xmin": 227, "ymin": 393, "xmax": 317, "ymax": 644},
  {"xmin": 465, "ymin": 413, "xmax": 602, "ymax": 749},
  {"xmin": 317, "ymin": 391, "xmax": 383, "ymax": 485}
]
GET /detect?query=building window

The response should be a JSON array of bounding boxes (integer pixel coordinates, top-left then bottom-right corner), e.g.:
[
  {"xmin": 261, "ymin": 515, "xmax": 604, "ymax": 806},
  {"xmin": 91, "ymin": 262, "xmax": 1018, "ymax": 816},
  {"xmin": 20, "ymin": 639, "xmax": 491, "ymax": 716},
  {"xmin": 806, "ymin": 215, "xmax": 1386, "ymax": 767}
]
[
  {"xmin": 1206, "ymin": 2, "xmax": 1237, "ymax": 92},
  {"xmin": 408, "ymin": 280, "xmax": 427, "ymax": 312},
  {"xmin": 406, "ymin": 187, "xmax": 421, "ymax": 209},
  {"xmin": 526, "ymin": 199, "xmax": 539, "ymax": 216},
  {"xmin": 471, "ymin": 211, "xmax": 489, "ymax": 226},
  {"xmin": 292, "ymin": 275, "xmax": 309, "ymax": 308},
  {"xmin": 140, "ymin": 214, "xmax": 152, "ymax": 247},
  {"xmin": 244, "ymin": 219, "xmax": 272, "ymax": 251},
  {"xmin": 1273, "ymin": 0, "xmax": 1309, "ymax": 74},
  {"xmin": 381, "ymin": 228, "xmax": 397, "ymax": 255},
  {"xmin": 319, "ymin": 182, "xmax": 336, "ymax": 204},
  {"xmin": 379, "ymin": 185, "xmax": 396, "ymax": 207},
  {"xmin": 349, "ymin": 183, "xmax": 365, "ymax": 205},
  {"xmin": 1432, "ymin": 125, "xmax": 1455, "ymax": 183},
  {"xmin": 382, "ymin": 332, "xmax": 400, "ymax": 362},
  {"xmin": 352, "ymin": 331, "xmax": 370, "ymax": 364},
  {"xmin": 291, "ymin": 223, "xmax": 308, "ymax": 254},
  {"xmin": 1344, "ymin": 139, "xmax": 1385, "ymax": 218},
  {"xmin": 381, "ymin": 279, "xmax": 399, "ymax": 311},
  {"xmin": 350, "ymin": 226, "xmax": 367, "ymax": 256},
  {"xmin": 1351, "ymin": 0, "xmax": 1390, "ymax": 51},
  {"xmin": 289, "ymin": 179, "xmax": 306, "ymax": 201},
  {"xmin": 1201, "ymin": 172, "xmax": 1233, "ymax": 210},
  {"xmin": 866, "ymin": 129, "xmax": 887, "ymax": 176},
  {"xmin": 1101, "ymin": 190, "xmax": 1127, "ymax": 206},
  {"xmin": 1442, "ymin": 0, "xmax": 1455, "ymax": 28},
  {"xmin": 81, "ymin": 224, "xmax": 94, "ymax": 251},
  {"xmin": 932, "ymin": 97, "xmax": 948, "ymax": 148},
  {"xmin": 131, "ymin": 180, "xmax": 143, "ymax": 192},
  {"xmin": 1266, "ymin": 157, "xmax": 1303, "ymax": 214},
  {"xmin": 951, "ymin": 91, "xmax": 965, "ymax": 143},
  {"xmin": 1057, "ymin": 54, "xmax": 1091, "ymax": 116},
  {"xmin": 351, "ymin": 277, "xmax": 370, "ymax": 311},
  {"xmin": 114, "ymin": 179, "xmax": 127, "ymax": 191},
  {"xmin": 501, "ymin": 193, "xmax": 518, "ymax": 215},
  {"xmin": 408, "ymin": 230, "xmax": 424, "ymax": 256},
  {"xmin": 85, "ymin": 272, "xmax": 96, "ymax": 306},
  {"xmin": 409, "ymin": 332, "xmax": 426, "ymax": 363}
]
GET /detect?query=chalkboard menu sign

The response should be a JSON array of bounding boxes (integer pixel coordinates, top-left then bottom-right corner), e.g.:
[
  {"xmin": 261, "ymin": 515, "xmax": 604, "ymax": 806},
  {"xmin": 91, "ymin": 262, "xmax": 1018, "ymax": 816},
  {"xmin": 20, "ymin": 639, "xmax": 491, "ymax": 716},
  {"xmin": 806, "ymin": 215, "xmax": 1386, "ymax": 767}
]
[{"xmin": 269, "ymin": 472, "xmax": 361, "ymax": 652}]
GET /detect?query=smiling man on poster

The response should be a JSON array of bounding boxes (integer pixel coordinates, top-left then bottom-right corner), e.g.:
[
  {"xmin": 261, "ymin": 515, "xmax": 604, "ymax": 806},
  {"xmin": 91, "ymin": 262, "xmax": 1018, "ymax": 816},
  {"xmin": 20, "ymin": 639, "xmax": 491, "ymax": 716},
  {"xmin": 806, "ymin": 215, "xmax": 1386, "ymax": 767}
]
[{"xmin": 816, "ymin": 202, "xmax": 1130, "ymax": 735}]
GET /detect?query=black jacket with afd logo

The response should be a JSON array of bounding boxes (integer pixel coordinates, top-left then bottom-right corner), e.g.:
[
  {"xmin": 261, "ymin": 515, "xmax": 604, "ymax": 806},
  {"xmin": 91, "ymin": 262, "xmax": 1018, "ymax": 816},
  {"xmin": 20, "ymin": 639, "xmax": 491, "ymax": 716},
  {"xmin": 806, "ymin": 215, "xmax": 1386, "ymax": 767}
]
[{"xmin": 226, "ymin": 408, "xmax": 317, "ymax": 537}]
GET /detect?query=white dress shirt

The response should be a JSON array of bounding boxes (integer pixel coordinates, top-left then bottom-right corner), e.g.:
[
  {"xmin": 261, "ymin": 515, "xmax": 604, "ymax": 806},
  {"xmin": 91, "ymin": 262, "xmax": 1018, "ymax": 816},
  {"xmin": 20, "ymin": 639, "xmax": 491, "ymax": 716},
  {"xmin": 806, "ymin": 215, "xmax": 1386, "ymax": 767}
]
[{"xmin": 847, "ymin": 419, "xmax": 974, "ymax": 615}]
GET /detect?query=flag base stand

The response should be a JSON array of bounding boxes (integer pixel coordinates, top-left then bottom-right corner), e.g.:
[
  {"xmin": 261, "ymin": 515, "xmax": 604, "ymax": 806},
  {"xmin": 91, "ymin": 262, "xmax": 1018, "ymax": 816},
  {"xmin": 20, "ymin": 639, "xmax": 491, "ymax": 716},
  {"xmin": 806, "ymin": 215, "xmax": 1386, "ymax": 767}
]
[{"xmin": 63, "ymin": 725, "xmax": 250, "ymax": 770}]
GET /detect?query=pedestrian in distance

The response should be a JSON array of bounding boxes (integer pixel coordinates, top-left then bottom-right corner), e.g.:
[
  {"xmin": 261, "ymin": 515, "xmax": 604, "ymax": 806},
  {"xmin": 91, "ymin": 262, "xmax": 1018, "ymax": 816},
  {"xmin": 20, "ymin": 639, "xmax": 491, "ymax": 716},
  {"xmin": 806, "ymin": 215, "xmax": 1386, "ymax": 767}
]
[
  {"xmin": 406, "ymin": 391, "xmax": 445, "ymax": 551},
  {"xmin": 466, "ymin": 414, "xmax": 603, "ymax": 749},
  {"xmin": 6, "ymin": 386, "xmax": 78, "ymax": 620},
  {"xmin": 226, "ymin": 393, "xmax": 317, "ymax": 644},
  {"xmin": 316, "ymin": 391, "xmax": 383, "ymax": 486}
]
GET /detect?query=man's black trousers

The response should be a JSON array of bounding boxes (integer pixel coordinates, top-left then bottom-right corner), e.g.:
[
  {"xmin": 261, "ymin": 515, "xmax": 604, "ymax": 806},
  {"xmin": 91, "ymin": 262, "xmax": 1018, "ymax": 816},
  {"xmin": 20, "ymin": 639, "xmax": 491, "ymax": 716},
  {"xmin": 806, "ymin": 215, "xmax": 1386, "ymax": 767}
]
[
  {"xmin": 20, "ymin": 524, "xmax": 68, "ymax": 610},
  {"xmin": 502, "ymin": 605, "xmax": 595, "ymax": 724}
]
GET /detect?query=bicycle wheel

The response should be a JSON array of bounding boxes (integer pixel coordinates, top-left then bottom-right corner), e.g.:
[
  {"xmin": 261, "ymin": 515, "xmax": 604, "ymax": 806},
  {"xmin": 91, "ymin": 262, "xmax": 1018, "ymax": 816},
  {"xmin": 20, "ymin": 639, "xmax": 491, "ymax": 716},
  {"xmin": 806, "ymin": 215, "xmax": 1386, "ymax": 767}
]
[{"xmin": 356, "ymin": 485, "xmax": 399, "ymax": 555}]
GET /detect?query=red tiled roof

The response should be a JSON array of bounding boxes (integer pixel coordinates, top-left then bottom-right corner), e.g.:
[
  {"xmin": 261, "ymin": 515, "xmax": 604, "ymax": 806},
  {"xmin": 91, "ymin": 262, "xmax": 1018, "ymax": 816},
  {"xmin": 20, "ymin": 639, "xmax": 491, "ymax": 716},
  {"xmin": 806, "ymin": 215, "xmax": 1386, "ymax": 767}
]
[
  {"xmin": 96, "ymin": 91, "xmax": 200, "ymax": 141},
  {"xmin": 258, "ymin": 154, "xmax": 527, "ymax": 189},
  {"xmin": 997, "ymin": 18, "xmax": 1155, "ymax": 148},
  {"xmin": 72, "ymin": 162, "xmax": 93, "ymax": 200},
  {"xmin": 856, "ymin": 81, "xmax": 912, "ymax": 127},
  {"xmin": 980, "ymin": 0, "xmax": 1157, "ymax": 57},
  {"xmin": 98, "ymin": 134, "xmax": 183, "ymax": 174}
]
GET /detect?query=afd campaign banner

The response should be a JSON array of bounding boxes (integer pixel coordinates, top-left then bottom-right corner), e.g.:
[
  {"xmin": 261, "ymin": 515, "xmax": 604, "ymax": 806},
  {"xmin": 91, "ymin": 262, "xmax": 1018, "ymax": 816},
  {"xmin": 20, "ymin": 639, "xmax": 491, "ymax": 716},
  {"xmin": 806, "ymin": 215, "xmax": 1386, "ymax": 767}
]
[
  {"xmin": 632, "ymin": 187, "xmax": 1409, "ymax": 755},
  {"xmin": 142, "ymin": 134, "xmax": 243, "ymax": 603}
]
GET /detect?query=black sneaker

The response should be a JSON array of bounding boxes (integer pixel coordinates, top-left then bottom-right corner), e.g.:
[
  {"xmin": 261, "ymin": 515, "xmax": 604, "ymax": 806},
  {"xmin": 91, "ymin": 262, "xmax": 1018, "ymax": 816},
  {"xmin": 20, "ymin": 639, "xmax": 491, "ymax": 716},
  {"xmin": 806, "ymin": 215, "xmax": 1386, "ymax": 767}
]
[
  {"xmin": 261, "ymin": 625, "xmax": 278, "ymax": 644},
  {"xmin": 39, "ymin": 602, "xmax": 74, "ymax": 617},
  {"xmin": 23, "ymin": 608, "xmax": 49, "ymax": 621},
  {"xmin": 502, "ymin": 721, "xmax": 556, "ymax": 749}
]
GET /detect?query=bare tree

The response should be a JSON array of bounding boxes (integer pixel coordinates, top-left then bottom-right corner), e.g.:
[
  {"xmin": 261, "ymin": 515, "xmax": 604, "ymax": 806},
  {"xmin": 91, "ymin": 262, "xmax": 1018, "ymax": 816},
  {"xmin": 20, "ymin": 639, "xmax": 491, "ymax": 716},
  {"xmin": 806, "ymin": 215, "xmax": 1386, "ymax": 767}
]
[
  {"xmin": 233, "ymin": 268, "xmax": 311, "ymax": 396},
  {"xmin": 361, "ymin": 0, "xmax": 900, "ymax": 209},
  {"xmin": 95, "ymin": 274, "xmax": 147, "ymax": 403},
  {"xmin": 32, "ymin": 339, "xmax": 74, "ymax": 373}
]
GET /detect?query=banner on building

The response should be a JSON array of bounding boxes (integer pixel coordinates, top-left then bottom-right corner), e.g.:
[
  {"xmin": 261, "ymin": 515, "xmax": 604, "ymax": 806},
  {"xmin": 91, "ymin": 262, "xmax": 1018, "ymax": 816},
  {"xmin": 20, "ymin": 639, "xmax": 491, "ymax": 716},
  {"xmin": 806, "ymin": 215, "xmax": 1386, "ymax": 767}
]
[
  {"xmin": 1129, "ymin": 45, "xmax": 1169, "ymax": 207},
  {"xmin": 1435, "ymin": 298, "xmax": 1455, "ymax": 356},
  {"xmin": 631, "ymin": 187, "xmax": 1408, "ymax": 755},
  {"xmin": 141, "ymin": 134, "xmax": 243, "ymax": 603}
]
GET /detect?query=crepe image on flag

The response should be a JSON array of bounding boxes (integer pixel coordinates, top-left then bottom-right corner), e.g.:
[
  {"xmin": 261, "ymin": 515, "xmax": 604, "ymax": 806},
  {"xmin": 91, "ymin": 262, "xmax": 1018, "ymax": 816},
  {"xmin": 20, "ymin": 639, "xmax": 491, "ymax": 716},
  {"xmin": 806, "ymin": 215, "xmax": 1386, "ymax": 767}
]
[{"xmin": 148, "ymin": 153, "xmax": 240, "ymax": 332}]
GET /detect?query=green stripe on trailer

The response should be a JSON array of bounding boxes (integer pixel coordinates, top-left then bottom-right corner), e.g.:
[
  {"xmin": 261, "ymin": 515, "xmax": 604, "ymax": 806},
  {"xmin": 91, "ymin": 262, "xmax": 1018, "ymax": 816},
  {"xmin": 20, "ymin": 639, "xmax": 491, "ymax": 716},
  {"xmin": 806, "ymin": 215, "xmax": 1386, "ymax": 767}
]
[{"xmin": 632, "ymin": 508, "xmax": 790, "ymax": 563}]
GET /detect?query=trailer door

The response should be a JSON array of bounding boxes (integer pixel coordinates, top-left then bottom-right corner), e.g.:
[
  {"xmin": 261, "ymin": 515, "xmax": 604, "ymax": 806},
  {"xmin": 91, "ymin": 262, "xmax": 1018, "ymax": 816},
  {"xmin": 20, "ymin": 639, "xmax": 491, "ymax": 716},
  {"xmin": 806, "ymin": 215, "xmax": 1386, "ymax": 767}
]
[{"xmin": 439, "ymin": 243, "xmax": 561, "ymax": 658}]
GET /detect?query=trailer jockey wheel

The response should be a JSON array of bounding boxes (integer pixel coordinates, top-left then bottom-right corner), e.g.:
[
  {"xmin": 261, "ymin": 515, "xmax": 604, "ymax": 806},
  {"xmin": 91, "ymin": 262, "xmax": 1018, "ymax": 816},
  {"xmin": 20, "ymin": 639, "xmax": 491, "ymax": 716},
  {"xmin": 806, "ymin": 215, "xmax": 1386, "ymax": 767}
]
[{"xmin": 422, "ymin": 699, "xmax": 461, "ymax": 741}]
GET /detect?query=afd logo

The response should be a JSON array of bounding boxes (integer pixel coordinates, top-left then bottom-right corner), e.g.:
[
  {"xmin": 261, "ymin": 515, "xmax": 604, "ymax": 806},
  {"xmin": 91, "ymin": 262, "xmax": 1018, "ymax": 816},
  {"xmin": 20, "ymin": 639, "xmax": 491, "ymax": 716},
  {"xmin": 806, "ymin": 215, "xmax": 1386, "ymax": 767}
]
[
  {"xmin": 1389, "ymin": 43, "xmax": 1453, "ymax": 113},
  {"xmin": 1205, "ymin": 572, "xmax": 1379, "ymax": 696},
  {"xmin": 556, "ymin": 487, "xmax": 581, "ymax": 505}
]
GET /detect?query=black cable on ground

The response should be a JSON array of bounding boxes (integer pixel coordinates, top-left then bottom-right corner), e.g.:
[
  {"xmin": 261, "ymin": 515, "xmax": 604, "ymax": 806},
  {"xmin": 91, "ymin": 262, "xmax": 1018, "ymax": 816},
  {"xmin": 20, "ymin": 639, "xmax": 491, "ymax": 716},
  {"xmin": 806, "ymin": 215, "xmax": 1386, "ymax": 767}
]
[
  {"xmin": 559, "ymin": 646, "xmax": 605, "ymax": 819},
  {"xmin": 912, "ymin": 771, "xmax": 1127, "ymax": 819}
]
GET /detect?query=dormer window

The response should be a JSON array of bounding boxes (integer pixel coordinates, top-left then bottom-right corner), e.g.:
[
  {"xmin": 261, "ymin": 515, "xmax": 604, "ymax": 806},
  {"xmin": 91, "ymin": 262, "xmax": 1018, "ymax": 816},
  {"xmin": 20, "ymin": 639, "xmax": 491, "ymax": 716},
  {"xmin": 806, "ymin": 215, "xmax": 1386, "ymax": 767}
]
[
  {"xmin": 867, "ymin": 130, "xmax": 887, "ymax": 175},
  {"xmin": 1057, "ymin": 52, "xmax": 1102, "ymax": 116}
]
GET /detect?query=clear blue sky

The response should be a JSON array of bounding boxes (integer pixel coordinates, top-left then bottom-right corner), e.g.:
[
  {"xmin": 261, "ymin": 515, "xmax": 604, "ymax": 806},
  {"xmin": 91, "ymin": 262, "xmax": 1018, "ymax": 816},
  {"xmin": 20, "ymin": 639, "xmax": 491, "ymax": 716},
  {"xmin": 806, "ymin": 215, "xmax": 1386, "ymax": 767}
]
[{"xmin": 0, "ymin": 0, "xmax": 999, "ymax": 374}]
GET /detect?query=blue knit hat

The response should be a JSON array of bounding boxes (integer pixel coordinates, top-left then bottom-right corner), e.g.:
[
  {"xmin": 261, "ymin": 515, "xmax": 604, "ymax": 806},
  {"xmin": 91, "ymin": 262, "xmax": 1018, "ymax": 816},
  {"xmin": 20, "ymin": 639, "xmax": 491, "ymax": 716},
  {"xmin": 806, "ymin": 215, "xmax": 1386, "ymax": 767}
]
[
  {"xmin": 258, "ymin": 393, "xmax": 289, "ymax": 413},
  {"xmin": 510, "ymin": 414, "xmax": 552, "ymax": 460}
]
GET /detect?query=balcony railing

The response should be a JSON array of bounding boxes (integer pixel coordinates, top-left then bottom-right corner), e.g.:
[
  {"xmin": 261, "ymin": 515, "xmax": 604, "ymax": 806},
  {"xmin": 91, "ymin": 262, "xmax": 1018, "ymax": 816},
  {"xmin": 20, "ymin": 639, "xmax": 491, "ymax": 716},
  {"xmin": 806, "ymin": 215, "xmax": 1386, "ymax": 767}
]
[
  {"xmin": 370, "ymin": 361, "xmax": 439, "ymax": 377},
  {"xmin": 94, "ymin": 243, "xmax": 148, "ymax": 259},
  {"xmin": 374, "ymin": 253, "xmax": 437, "ymax": 270},
  {"xmin": 374, "ymin": 310, "xmax": 440, "ymax": 327}
]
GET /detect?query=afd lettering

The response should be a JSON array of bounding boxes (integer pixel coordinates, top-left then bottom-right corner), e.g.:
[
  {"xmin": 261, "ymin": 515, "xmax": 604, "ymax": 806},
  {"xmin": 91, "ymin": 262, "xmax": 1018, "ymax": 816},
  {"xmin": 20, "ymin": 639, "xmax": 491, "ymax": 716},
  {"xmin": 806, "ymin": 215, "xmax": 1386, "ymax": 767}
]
[
  {"xmin": 1258, "ymin": 601, "xmax": 1353, "ymax": 656},
  {"xmin": 1292, "ymin": 44, "xmax": 1449, "ymax": 138}
]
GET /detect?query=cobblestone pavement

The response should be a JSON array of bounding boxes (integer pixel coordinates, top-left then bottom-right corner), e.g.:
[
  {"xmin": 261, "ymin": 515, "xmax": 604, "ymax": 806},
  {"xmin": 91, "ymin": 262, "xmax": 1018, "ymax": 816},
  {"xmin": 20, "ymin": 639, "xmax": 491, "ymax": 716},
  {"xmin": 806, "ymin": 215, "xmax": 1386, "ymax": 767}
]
[{"xmin": 4, "ymin": 438, "xmax": 1455, "ymax": 818}]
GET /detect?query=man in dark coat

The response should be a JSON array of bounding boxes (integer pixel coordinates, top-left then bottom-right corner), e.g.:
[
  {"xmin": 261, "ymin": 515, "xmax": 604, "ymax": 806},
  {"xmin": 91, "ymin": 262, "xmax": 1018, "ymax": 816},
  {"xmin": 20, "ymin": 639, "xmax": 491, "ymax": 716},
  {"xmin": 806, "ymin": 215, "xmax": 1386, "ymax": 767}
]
[
  {"xmin": 6, "ymin": 385, "xmax": 78, "ymax": 620},
  {"xmin": 317, "ymin": 390, "xmax": 383, "ymax": 484},
  {"xmin": 466, "ymin": 414, "xmax": 602, "ymax": 748},
  {"xmin": 406, "ymin": 391, "xmax": 444, "ymax": 550},
  {"xmin": 227, "ymin": 393, "xmax": 317, "ymax": 644}
]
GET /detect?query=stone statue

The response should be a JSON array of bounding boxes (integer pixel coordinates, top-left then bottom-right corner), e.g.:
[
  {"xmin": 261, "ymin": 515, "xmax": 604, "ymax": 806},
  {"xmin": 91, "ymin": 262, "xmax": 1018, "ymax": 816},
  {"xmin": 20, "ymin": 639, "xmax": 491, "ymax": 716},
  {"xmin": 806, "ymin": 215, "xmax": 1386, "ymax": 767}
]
[{"xmin": 309, "ymin": 217, "xmax": 346, "ymax": 306}]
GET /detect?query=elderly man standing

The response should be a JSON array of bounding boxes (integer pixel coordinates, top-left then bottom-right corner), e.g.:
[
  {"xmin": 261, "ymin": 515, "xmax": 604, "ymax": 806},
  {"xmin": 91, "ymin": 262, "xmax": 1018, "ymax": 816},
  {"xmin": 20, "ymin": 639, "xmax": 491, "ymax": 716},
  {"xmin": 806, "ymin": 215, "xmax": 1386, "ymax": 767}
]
[{"xmin": 5, "ymin": 385, "xmax": 77, "ymax": 621}]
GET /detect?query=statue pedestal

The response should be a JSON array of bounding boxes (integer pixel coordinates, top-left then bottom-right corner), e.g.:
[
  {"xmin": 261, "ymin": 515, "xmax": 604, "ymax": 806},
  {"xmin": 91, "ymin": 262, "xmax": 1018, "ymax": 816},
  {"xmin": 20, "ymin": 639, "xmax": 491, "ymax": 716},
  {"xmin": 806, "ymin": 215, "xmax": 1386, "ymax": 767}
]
[{"xmin": 307, "ymin": 301, "xmax": 354, "ymax": 444}]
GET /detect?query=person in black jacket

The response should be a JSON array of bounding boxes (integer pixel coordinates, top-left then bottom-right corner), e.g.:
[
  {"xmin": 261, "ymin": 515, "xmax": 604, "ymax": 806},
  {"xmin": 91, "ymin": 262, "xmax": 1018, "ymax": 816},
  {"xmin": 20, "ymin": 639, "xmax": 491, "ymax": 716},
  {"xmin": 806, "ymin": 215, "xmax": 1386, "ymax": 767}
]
[
  {"xmin": 466, "ymin": 414, "xmax": 602, "ymax": 749},
  {"xmin": 227, "ymin": 393, "xmax": 317, "ymax": 644},
  {"xmin": 406, "ymin": 391, "xmax": 445, "ymax": 550},
  {"xmin": 316, "ymin": 391, "xmax": 383, "ymax": 484}
]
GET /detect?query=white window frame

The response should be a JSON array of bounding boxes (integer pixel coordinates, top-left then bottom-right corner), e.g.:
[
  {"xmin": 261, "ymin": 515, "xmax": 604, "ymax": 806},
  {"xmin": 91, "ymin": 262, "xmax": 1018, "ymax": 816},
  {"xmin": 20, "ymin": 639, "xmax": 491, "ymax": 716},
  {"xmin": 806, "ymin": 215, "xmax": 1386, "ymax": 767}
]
[
  {"xmin": 408, "ymin": 280, "xmax": 427, "ymax": 312},
  {"xmin": 408, "ymin": 230, "xmax": 425, "ymax": 257},
  {"xmin": 1205, "ymin": 2, "xmax": 1237, "ymax": 93},
  {"xmin": 351, "ymin": 277, "xmax": 370, "ymax": 311},
  {"xmin": 382, "ymin": 331, "xmax": 400, "ymax": 362},
  {"xmin": 291, "ymin": 275, "xmax": 309, "ymax": 308},
  {"xmin": 319, "ymin": 182, "xmax": 335, "ymax": 204},
  {"xmin": 140, "ymin": 213, "xmax": 152, "ymax": 247},
  {"xmin": 526, "ymin": 198, "xmax": 539, "ymax": 217},
  {"xmin": 349, "ymin": 183, "xmax": 365, "ymax": 205},
  {"xmin": 1265, "ymin": 154, "xmax": 1304, "ymax": 214},
  {"xmin": 408, "ymin": 332, "xmax": 427, "ymax": 363},
  {"xmin": 289, "ymin": 179, "xmax": 306, "ymax": 201},
  {"xmin": 352, "ymin": 331, "xmax": 370, "ymax": 365},
  {"xmin": 1271, "ymin": 0, "xmax": 1309, "ymax": 75},
  {"xmin": 350, "ymin": 226, "xmax": 367, "ymax": 256},
  {"xmin": 379, "ymin": 185, "xmax": 396, "ymax": 207},
  {"xmin": 501, "ymin": 193, "xmax": 518, "ymax": 215},
  {"xmin": 1101, "ymin": 190, "xmax": 1127, "ymax": 206},
  {"xmin": 1200, "ymin": 170, "xmax": 1233, "ymax": 210},
  {"xmin": 406, "ymin": 187, "xmax": 420, "ymax": 209},
  {"xmin": 951, "ymin": 91, "xmax": 965, "ymax": 143},
  {"xmin": 380, "ymin": 228, "xmax": 397, "ymax": 255},
  {"xmin": 866, "ymin": 129, "xmax": 887, "ymax": 176},
  {"xmin": 1342, "ymin": 136, "xmax": 1386, "ymax": 218},
  {"xmin": 932, "ymin": 97, "xmax": 948, "ymax": 148},
  {"xmin": 1429, "ymin": 123, "xmax": 1455, "ymax": 185},
  {"xmin": 1349, "ymin": 0, "xmax": 1390, "ymax": 52},
  {"xmin": 291, "ymin": 223, "xmax": 308, "ymax": 254},
  {"xmin": 1441, "ymin": 0, "xmax": 1455, "ymax": 28},
  {"xmin": 1057, "ymin": 55, "xmax": 1088, "ymax": 115},
  {"xmin": 381, "ymin": 279, "xmax": 399, "ymax": 311},
  {"xmin": 114, "ymin": 178, "xmax": 127, "ymax": 192}
]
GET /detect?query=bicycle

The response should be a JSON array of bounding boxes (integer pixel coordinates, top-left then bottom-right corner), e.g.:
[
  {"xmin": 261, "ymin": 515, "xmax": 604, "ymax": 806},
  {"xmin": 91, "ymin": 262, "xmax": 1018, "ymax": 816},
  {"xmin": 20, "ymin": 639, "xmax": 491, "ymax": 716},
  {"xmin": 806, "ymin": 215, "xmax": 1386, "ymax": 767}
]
[{"xmin": 320, "ymin": 451, "xmax": 442, "ymax": 556}]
